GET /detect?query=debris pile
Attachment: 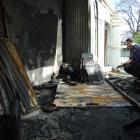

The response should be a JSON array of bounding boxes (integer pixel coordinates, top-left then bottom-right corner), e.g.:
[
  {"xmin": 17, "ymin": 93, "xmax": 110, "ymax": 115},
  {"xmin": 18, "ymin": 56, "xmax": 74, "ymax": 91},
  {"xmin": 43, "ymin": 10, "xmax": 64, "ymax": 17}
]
[
  {"xmin": 20, "ymin": 106, "xmax": 140, "ymax": 140},
  {"xmin": 0, "ymin": 39, "xmax": 38, "ymax": 113},
  {"xmin": 33, "ymin": 81, "xmax": 58, "ymax": 112},
  {"xmin": 20, "ymin": 70, "xmax": 140, "ymax": 140},
  {"xmin": 107, "ymin": 76, "xmax": 140, "ymax": 103},
  {"xmin": 0, "ymin": 39, "xmax": 38, "ymax": 140}
]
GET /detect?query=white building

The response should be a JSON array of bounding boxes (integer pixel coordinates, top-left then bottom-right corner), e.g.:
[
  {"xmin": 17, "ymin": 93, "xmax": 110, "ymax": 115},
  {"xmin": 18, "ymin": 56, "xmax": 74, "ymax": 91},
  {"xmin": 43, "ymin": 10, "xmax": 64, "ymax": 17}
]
[{"xmin": 90, "ymin": 0, "xmax": 123, "ymax": 69}]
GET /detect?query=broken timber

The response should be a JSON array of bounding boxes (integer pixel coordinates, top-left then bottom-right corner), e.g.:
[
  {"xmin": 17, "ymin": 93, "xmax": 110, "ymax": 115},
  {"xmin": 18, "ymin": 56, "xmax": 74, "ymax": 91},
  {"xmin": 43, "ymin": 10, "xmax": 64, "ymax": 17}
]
[
  {"xmin": 106, "ymin": 78, "xmax": 140, "ymax": 130},
  {"xmin": 106, "ymin": 78, "xmax": 140, "ymax": 108},
  {"xmin": 0, "ymin": 39, "xmax": 38, "ymax": 113}
]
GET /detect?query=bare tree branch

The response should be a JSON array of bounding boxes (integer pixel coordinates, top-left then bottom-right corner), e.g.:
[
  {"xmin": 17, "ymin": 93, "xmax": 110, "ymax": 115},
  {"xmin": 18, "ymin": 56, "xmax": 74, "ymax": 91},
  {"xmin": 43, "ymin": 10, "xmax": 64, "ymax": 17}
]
[{"xmin": 115, "ymin": 0, "xmax": 140, "ymax": 36}]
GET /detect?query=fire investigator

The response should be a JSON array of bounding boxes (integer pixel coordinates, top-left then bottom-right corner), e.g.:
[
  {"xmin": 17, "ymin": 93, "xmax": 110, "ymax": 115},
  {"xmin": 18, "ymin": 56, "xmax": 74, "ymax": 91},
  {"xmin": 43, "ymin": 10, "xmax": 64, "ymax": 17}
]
[{"xmin": 117, "ymin": 38, "xmax": 140, "ymax": 81}]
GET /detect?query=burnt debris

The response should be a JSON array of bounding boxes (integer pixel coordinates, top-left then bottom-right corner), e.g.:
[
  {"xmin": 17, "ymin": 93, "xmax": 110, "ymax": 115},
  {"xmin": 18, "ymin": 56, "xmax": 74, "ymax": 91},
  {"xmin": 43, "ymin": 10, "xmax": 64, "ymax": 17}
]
[{"xmin": 0, "ymin": 39, "xmax": 38, "ymax": 140}]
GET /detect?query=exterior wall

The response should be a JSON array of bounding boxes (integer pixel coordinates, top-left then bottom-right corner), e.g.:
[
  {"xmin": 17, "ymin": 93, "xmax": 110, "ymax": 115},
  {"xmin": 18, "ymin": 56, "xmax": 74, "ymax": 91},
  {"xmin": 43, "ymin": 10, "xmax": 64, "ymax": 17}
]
[
  {"xmin": 27, "ymin": 19, "xmax": 62, "ymax": 84},
  {"xmin": 89, "ymin": 0, "xmax": 97, "ymax": 62},
  {"xmin": 90, "ymin": 0, "xmax": 113, "ymax": 68},
  {"xmin": 108, "ymin": 25, "xmax": 120, "ymax": 68},
  {"xmin": 104, "ymin": 23, "xmax": 110, "ymax": 66},
  {"xmin": 4, "ymin": 0, "xmax": 63, "ymax": 85},
  {"xmin": 109, "ymin": 14, "xmax": 122, "ymax": 68},
  {"xmin": 109, "ymin": 47, "xmax": 121, "ymax": 68},
  {"xmin": 90, "ymin": 0, "xmax": 122, "ymax": 69},
  {"xmin": 98, "ymin": 19, "xmax": 105, "ymax": 67}
]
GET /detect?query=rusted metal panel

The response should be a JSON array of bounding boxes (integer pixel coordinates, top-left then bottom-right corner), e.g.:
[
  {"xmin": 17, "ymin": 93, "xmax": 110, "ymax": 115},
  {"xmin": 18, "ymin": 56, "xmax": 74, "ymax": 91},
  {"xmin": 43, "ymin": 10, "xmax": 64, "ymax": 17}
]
[{"xmin": 64, "ymin": 0, "xmax": 89, "ymax": 66}]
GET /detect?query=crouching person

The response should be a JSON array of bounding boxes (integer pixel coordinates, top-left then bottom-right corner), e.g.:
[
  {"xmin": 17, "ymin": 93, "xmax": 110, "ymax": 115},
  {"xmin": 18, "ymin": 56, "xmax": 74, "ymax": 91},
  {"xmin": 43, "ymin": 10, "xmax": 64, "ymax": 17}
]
[{"xmin": 117, "ymin": 38, "xmax": 140, "ymax": 82}]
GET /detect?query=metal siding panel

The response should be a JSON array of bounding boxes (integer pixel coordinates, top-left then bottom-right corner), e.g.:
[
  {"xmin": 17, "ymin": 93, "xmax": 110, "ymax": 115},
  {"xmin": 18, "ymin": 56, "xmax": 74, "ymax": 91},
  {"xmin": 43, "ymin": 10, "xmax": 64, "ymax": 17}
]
[{"xmin": 64, "ymin": 0, "xmax": 89, "ymax": 66}]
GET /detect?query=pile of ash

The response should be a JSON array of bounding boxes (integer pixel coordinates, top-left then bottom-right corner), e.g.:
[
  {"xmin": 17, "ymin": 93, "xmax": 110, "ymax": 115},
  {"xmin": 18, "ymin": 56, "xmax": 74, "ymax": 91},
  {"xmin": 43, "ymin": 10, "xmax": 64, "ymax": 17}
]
[
  {"xmin": 107, "ymin": 76, "xmax": 140, "ymax": 103},
  {"xmin": 20, "ymin": 106, "xmax": 140, "ymax": 140}
]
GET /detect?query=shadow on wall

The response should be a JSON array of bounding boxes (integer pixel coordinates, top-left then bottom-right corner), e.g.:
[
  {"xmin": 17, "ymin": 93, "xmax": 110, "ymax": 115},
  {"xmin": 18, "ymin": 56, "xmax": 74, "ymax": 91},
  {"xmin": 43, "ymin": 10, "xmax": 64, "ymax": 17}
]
[{"xmin": 24, "ymin": 8, "xmax": 58, "ymax": 70}]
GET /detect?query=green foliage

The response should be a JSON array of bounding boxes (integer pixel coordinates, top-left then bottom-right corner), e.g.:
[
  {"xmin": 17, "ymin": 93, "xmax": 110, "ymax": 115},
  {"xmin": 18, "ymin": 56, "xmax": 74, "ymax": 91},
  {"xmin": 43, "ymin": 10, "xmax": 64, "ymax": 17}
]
[{"xmin": 134, "ymin": 33, "xmax": 140, "ymax": 44}]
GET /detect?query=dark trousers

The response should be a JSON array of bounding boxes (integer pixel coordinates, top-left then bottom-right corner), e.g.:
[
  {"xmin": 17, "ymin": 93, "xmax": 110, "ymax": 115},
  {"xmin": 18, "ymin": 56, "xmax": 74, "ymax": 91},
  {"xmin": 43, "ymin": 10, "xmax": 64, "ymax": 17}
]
[{"xmin": 124, "ymin": 63, "xmax": 140, "ymax": 78}]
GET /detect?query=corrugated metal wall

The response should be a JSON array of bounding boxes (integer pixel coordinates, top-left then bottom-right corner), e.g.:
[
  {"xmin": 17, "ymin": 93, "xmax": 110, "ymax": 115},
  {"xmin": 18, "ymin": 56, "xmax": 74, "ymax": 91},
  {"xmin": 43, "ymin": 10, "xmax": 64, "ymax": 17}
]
[{"xmin": 63, "ymin": 0, "xmax": 90, "ymax": 66}]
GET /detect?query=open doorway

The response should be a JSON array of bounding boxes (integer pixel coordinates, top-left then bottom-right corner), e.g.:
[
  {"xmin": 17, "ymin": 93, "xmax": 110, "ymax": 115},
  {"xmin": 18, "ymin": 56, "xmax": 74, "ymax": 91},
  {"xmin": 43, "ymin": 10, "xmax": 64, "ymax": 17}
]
[{"xmin": 104, "ymin": 23, "xmax": 109, "ymax": 66}]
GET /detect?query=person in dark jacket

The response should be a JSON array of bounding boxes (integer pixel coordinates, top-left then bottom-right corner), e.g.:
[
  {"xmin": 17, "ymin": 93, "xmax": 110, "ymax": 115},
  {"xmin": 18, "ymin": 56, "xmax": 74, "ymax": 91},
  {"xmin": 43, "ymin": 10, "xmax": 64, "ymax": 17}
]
[{"xmin": 117, "ymin": 38, "xmax": 140, "ymax": 80}]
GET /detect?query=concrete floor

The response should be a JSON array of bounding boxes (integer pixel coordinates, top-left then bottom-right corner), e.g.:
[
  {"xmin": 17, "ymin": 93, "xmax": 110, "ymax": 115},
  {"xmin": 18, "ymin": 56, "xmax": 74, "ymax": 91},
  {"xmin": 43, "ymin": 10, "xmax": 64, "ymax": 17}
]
[
  {"xmin": 55, "ymin": 81, "xmax": 131, "ymax": 107},
  {"xmin": 20, "ymin": 80, "xmax": 140, "ymax": 140}
]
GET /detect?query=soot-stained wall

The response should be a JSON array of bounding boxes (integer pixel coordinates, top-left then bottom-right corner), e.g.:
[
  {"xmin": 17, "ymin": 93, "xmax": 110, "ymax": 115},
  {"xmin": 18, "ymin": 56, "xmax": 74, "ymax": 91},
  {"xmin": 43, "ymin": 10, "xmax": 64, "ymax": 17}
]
[{"xmin": 4, "ymin": 0, "xmax": 63, "ymax": 70}]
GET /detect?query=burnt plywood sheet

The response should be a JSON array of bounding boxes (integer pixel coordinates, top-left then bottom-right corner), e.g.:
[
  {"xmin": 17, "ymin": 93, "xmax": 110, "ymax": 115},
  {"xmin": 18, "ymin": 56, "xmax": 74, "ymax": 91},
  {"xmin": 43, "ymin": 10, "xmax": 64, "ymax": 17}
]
[{"xmin": 55, "ymin": 81, "xmax": 131, "ymax": 107}]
